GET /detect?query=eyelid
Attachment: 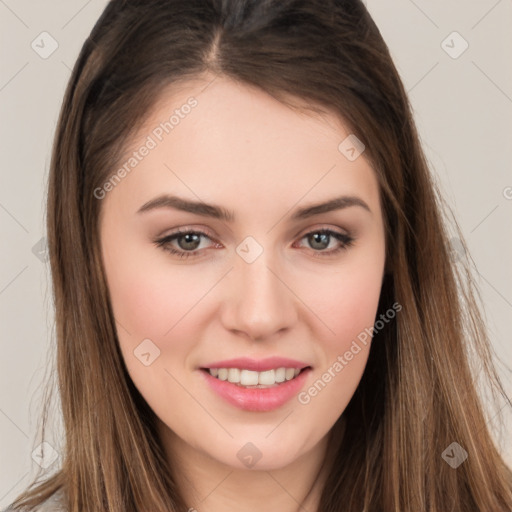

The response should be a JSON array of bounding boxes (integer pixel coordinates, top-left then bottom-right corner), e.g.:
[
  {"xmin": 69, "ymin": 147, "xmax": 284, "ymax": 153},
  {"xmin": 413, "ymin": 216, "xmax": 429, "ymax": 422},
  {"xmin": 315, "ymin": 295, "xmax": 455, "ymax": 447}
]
[
  {"xmin": 156, "ymin": 224, "xmax": 217, "ymax": 237},
  {"xmin": 155, "ymin": 225, "xmax": 220, "ymax": 245},
  {"xmin": 155, "ymin": 224, "xmax": 349, "ymax": 244},
  {"xmin": 294, "ymin": 223, "xmax": 350, "ymax": 239}
]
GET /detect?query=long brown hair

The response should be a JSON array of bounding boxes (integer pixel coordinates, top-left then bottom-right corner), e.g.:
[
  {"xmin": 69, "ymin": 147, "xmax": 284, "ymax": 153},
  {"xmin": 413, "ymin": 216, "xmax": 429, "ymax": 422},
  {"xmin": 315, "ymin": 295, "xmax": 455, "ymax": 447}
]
[{"xmin": 9, "ymin": 0, "xmax": 512, "ymax": 510}]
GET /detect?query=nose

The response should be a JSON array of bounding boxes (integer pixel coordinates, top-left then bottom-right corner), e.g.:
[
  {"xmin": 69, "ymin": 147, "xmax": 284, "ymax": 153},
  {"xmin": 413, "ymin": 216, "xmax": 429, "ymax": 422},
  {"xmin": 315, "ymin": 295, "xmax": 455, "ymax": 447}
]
[{"xmin": 220, "ymin": 249, "xmax": 298, "ymax": 341}]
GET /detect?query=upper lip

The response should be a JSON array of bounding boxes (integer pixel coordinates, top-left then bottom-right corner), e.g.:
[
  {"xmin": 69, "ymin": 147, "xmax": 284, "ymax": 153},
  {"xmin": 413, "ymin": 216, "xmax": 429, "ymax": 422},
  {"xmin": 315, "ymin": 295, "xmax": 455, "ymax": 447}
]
[{"xmin": 200, "ymin": 357, "xmax": 311, "ymax": 372}]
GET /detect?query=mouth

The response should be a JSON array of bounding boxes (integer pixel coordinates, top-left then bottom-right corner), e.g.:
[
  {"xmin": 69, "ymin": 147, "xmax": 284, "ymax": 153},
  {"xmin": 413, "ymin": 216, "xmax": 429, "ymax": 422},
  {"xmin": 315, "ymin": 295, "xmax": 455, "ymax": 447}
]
[
  {"xmin": 199, "ymin": 364, "xmax": 313, "ymax": 412},
  {"xmin": 199, "ymin": 366, "xmax": 311, "ymax": 389}
]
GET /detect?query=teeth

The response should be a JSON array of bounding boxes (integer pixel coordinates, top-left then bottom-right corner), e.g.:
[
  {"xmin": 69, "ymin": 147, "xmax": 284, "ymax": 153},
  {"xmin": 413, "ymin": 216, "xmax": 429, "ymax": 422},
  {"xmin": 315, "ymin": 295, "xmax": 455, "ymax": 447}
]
[
  {"xmin": 258, "ymin": 369, "xmax": 275, "ymax": 386},
  {"xmin": 240, "ymin": 369, "xmax": 259, "ymax": 386},
  {"xmin": 275, "ymin": 367, "xmax": 286, "ymax": 383},
  {"xmin": 228, "ymin": 368, "xmax": 240, "ymax": 383},
  {"xmin": 207, "ymin": 367, "xmax": 304, "ymax": 387}
]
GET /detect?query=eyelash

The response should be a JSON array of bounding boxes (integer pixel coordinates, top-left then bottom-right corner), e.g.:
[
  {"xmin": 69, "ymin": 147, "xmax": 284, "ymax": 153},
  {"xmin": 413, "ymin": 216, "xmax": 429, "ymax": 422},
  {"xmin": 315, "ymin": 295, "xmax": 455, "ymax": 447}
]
[{"xmin": 153, "ymin": 227, "xmax": 355, "ymax": 260}]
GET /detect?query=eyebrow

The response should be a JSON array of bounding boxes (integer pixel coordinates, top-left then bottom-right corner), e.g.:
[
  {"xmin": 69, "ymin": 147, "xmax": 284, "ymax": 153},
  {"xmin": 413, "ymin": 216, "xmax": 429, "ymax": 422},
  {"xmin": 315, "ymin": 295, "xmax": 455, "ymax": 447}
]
[{"xmin": 137, "ymin": 194, "xmax": 371, "ymax": 221}]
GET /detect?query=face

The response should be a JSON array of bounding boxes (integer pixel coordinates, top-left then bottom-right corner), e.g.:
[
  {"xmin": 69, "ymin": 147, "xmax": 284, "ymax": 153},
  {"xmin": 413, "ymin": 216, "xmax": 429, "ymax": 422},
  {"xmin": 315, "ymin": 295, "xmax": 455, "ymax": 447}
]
[{"xmin": 100, "ymin": 76, "xmax": 386, "ymax": 471}]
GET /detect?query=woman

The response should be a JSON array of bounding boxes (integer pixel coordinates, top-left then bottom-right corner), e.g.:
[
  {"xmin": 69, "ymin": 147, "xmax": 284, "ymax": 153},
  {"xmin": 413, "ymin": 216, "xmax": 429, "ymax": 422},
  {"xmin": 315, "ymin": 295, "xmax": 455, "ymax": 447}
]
[{"xmin": 7, "ymin": 0, "xmax": 512, "ymax": 511}]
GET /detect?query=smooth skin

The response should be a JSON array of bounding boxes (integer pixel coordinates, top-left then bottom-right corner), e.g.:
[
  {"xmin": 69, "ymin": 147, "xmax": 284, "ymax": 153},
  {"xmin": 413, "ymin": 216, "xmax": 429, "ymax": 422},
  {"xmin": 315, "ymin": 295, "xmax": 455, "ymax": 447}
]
[{"xmin": 100, "ymin": 75, "xmax": 386, "ymax": 512}]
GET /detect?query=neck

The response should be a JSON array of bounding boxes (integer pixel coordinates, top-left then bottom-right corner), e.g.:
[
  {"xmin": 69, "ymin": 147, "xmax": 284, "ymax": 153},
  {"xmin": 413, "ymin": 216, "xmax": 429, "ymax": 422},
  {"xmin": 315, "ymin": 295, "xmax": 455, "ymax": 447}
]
[{"xmin": 158, "ymin": 417, "xmax": 346, "ymax": 512}]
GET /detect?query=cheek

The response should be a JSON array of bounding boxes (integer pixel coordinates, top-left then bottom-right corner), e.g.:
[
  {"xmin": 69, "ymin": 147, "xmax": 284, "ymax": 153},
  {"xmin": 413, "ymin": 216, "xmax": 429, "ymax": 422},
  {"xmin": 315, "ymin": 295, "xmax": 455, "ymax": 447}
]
[
  {"xmin": 103, "ymin": 252, "xmax": 208, "ymax": 414},
  {"xmin": 295, "ymin": 268, "xmax": 380, "ymax": 418},
  {"xmin": 307, "ymin": 263, "xmax": 383, "ymax": 349},
  {"xmin": 104, "ymin": 245, "xmax": 211, "ymax": 340}
]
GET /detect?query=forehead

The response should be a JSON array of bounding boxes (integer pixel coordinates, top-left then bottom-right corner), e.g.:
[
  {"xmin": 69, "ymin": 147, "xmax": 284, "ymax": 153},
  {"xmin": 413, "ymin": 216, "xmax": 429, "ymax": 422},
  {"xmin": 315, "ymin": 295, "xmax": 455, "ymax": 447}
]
[{"xmin": 104, "ymin": 76, "xmax": 381, "ymax": 222}]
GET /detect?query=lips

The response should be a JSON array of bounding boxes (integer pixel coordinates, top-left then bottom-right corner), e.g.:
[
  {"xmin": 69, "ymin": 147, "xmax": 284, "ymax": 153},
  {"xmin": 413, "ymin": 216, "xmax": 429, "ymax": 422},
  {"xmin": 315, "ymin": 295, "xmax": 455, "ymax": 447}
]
[{"xmin": 197, "ymin": 356, "xmax": 313, "ymax": 412}]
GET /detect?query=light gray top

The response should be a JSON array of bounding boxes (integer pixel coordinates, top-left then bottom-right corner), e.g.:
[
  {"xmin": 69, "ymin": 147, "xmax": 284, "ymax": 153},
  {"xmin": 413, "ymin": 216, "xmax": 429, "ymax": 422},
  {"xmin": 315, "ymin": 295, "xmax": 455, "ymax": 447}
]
[
  {"xmin": 3, "ymin": 490, "xmax": 67, "ymax": 512},
  {"xmin": 33, "ymin": 492, "xmax": 67, "ymax": 512}
]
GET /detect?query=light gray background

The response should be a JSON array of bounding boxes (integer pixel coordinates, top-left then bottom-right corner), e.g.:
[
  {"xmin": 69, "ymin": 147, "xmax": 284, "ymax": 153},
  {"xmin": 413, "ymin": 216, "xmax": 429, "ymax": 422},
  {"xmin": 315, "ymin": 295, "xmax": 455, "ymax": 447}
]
[{"xmin": 1, "ymin": 0, "xmax": 511, "ymax": 506}]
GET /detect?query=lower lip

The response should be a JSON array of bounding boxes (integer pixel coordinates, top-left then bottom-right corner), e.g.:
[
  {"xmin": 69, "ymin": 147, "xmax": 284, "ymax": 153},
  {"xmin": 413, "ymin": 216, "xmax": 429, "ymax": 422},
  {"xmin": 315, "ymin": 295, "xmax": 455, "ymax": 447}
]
[{"xmin": 199, "ymin": 368, "xmax": 312, "ymax": 412}]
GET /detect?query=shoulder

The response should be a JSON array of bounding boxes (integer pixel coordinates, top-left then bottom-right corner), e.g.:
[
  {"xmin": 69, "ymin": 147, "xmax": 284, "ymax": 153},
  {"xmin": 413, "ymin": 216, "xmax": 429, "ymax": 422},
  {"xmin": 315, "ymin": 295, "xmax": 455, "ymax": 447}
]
[{"xmin": 3, "ymin": 489, "xmax": 67, "ymax": 512}]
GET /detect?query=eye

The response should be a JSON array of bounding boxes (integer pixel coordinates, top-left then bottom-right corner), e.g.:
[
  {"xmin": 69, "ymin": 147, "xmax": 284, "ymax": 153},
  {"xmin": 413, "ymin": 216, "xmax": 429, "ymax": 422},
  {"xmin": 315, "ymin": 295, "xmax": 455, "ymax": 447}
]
[
  {"xmin": 153, "ymin": 228, "xmax": 217, "ymax": 259},
  {"xmin": 294, "ymin": 229, "xmax": 355, "ymax": 257},
  {"xmin": 153, "ymin": 227, "xmax": 355, "ymax": 259}
]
